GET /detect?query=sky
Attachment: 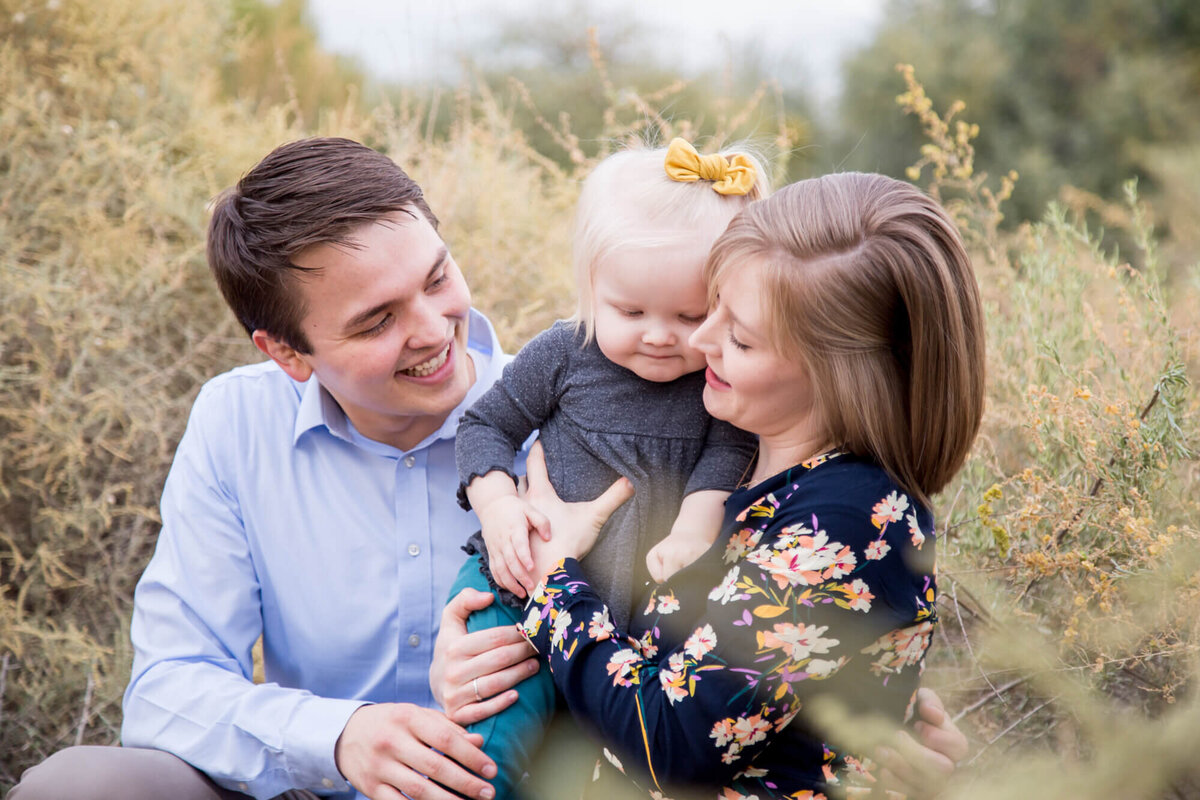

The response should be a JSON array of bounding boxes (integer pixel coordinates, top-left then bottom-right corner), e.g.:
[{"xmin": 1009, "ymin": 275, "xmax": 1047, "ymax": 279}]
[{"xmin": 306, "ymin": 0, "xmax": 887, "ymax": 105}]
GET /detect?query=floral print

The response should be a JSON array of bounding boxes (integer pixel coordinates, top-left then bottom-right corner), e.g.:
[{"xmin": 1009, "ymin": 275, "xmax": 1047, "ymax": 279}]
[{"xmin": 520, "ymin": 452, "xmax": 937, "ymax": 799}]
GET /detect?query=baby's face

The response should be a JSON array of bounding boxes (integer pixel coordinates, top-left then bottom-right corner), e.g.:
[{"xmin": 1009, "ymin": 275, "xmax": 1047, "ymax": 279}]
[{"xmin": 591, "ymin": 243, "xmax": 710, "ymax": 382}]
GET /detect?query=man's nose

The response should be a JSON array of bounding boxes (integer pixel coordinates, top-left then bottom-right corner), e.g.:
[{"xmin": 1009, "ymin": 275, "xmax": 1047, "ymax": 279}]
[{"xmin": 405, "ymin": 297, "xmax": 446, "ymax": 349}]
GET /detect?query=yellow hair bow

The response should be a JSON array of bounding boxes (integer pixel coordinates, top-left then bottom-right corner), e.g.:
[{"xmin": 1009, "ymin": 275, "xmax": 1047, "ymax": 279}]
[{"xmin": 663, "ymin": 137, "xmax": 756, "ymax": 196}]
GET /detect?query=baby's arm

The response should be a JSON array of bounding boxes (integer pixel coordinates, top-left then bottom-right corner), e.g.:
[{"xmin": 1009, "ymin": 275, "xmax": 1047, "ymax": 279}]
[
  {"xmin": 645, "ymin": 416, "xmax": 758, "ymax": 583},
  {"xmin": 464, "ymin": 471, "xmax": 550, "ymax": 597},
  {"xmin": 645, "ymin": 489, "xmax": 730, "ymax": 583},
  {"xmin": 457, "ymin": 324, "xmax": 576, "ymax": 597}
]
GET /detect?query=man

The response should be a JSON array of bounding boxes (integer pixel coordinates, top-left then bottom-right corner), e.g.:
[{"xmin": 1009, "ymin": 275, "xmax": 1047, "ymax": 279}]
[{"xmin": 11, "ymin": 138, "xmax": 965, "ymax": 800}]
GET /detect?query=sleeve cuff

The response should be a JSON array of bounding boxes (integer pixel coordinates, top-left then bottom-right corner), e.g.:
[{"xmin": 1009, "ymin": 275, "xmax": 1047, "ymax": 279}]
[
  {"xmin": 455, "ymin": 468, "xmax": 519, "ymax": 510},
  {"xmin": 520, "ymin": 557, "xmax": 608, "ymax": 658},
  {"xmin": 281, "ymin": 696, "xmax": 370, "ymax": 793}
]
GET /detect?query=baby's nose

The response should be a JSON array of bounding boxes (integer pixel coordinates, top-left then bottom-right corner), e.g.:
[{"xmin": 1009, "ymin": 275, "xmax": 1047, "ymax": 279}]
[{"xmin": 643, "ymin": 325, "xmax": 674, "ymax": 346}]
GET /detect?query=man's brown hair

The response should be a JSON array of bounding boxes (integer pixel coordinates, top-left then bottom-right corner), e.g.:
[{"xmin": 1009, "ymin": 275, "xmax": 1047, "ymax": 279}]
[
  {"xmin": 706, "ymin": 172, "xmax": 986, "ymax": 507},
  {"xmin": 207, "ymin": 137, "xmax": 438, "ymax": 353}
]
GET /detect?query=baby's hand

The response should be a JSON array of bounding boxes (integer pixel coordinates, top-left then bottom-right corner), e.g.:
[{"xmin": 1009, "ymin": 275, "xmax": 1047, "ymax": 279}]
[
  {"xmin": 648, "ymin": 489, "xmax": 728, "ymax": 583},
  {"xmin": 479, "ymin": 495, "xmax": 550, "ymax": 598},
  {"xmin": 646, "ymin": 532, "xmax": 713, "ymax": 584}
]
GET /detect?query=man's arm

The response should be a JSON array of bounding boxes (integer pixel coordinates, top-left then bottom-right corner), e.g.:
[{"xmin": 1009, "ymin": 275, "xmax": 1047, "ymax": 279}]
[{"xmin": 122, "ymin": 382, "xmax": 497, "ymax": 800}]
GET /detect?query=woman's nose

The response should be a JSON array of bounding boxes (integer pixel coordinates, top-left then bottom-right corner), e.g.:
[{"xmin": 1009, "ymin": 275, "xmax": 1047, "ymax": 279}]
[{"xmin": 689, "ymin": 315, "xmax": 716, "ymax": 352}]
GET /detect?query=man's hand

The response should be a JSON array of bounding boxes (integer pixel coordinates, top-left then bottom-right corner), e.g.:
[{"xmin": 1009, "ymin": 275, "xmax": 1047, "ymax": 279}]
[
  {"xmin": 334, "ymin": 702, "xmax": 497, "ymax": 800},
  {"xmin": 874, "ymin": 687, "xmax": 969, "ymax": 798},
  {"xmin": 521, "ymin": 441, "xmax": 634, "ymax": 582},
  {"xmin": 477, "ymin": 495, "xmax": 550, "ymax": 598},
  {"xmin": 430, "ymin": 587, "xmax": 540, "ymax": 726}
]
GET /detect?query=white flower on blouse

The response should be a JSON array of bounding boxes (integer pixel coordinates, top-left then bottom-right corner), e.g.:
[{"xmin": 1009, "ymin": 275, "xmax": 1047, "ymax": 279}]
[
  {"xmin": 806, "ymin": 657, "xmax": 847, "ymax": 678},
  {"xmin": 684, "ymin": 624, "xmax": 717, "ymax": 659},
  {"xmin": 724, "ymin": 527, "xmax": 765, "ymax": 563},
  {"xmin": 587, "ymin": 609, "xmax": 614, "ymax": 641},
  {"xmin": 865, "ymin": 539, "xmax": 891, "ymax": 560},
  {"xmin": 602, "ymin": 747, "xmax": 624, "ymax": 773},
  {"xmin": 731, "ymin": 713, "xmax": 771, "ymax": 749},
  {"xmin": 659, "ymin": 661, "xmax": 688, "ymax": 704},
  {"xmin": 907, "ymin": 512, "xmax": 926, "ymax": 547},
  {"xmin": 549, "ymin": 609, "xmax": 573, "ymax": 652},
  {"xmin": 709, "ymin": 566, "xmax": 742, "ymax": 604},
  {"xmin": 871, "ymin": 490, "xmax": 910, "ymax": 528},
  {"xmin": 606, "ymin": 648, "xmax": 641, "ymax": 687},
  {"xmin": 749, "ymin": 531, "xmax": 855, "ymax": 588},
  {"xmin": 759, "ymin": 622, "xmax": 838, "ymax": 662},
  {"xmin": 847, "ymin": 578, "xmax": 875, "ymax": 612},
  {"xmin": 656, "ymin": 591, "xmax": 681, "ymax": 614},
  {"xmin": 522, "ymin": 606, "xmax": 543, "ymax": 638}
]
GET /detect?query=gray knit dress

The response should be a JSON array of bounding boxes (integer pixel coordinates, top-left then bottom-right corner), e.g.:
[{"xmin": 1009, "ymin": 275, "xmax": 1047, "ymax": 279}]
[{"xmin": 456, "ymin": 320, "xmax": 757, "ymax": 627}]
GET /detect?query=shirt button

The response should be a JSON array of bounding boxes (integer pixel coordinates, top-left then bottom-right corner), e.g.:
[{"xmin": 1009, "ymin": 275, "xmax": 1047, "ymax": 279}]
[
  {"xmin": 238, "ymin": 784, "xmax": 248, "ymax": 792},
  {"xmin": 322, "ymin": 778, "xmax": 335, "ymax": 789},
  {"xmin": 408, "ymin": 634, "xmax": 421, "ymax": 648},
  {"xmin": 407, "ymin": 543, "xmax": 421, "ymax": 557},
  {"xmin": 403, "ymin": 455, "xmax": 416, "ymax": 468}
]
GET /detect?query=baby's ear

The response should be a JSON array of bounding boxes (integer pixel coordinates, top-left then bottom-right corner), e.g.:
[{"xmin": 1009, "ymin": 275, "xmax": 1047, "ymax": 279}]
[{"xmin": 252, "ymin": 329, "xmax": 313, "ymax": 383}]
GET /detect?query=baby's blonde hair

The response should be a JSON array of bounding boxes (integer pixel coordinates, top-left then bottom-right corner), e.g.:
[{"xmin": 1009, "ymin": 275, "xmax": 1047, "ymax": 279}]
[{"xmin": 572, "ymin": 142, "xmax": 770, "ymax": 341}]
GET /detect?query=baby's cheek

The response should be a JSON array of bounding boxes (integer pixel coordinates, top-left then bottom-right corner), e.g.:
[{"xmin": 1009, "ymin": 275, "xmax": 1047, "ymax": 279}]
[{"xmin": 680, "ymin": 343, "xmax": 709, "ymax": 374}]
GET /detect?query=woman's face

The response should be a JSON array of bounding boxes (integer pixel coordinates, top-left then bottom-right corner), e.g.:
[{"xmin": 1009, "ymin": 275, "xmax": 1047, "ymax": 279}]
[{"xmin": 689, "ymin": 257, "xmax": 823, "ymax": 444}]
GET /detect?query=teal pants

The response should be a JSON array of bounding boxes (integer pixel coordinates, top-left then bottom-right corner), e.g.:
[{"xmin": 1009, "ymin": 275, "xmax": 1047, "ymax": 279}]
[{"xmin": 446, "ymin": 554, "xmax": 557, "ymax": 800}]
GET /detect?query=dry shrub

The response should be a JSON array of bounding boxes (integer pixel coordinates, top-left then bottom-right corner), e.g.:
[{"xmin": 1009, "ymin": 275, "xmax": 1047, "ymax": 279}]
[{"xmin": 897, "ymin": 65, "xmax": 1200, "ymax": 798}]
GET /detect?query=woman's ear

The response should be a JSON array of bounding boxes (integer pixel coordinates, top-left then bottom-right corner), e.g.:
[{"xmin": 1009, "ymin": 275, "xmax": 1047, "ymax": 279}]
[{"xmin": 251, "ymin": 330, "xmax": 314, "ymax": 383}]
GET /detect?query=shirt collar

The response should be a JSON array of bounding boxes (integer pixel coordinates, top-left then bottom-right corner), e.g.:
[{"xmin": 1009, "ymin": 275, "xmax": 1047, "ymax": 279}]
[{"xmin": 292, "ymin": 308, "xmax": 506, "ymax": 452}]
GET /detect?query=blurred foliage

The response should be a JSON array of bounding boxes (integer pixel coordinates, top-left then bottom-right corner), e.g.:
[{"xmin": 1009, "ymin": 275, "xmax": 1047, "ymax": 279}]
[
  {"xmin": 219, "ymin": 0, "xmax": 368, "ymax": 125},
  {"xmin": 3, "ymin": 0, "xmax": 1200, "ymax": 797},
  {"xmin": 838, "ymin": 0, "xmax": 1200, "ymax": 253},
  {"xmin": 396, "ymin": 1, "xmax": 818, "ymax": 180}
]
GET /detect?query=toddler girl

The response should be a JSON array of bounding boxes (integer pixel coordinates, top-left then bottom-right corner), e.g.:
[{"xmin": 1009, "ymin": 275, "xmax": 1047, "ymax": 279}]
[{"xmin": 449, "ymin": 138, "xmax": 769, "ymax": 798}]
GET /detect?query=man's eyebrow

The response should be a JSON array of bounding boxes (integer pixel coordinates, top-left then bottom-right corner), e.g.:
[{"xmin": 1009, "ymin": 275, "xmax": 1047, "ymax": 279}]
[
  {"xmin": 344, "ymin": 300, "xmax": 392, "ymax": 333},
  {"xmin": 343, "ymin": 247, "xmax": 449, "ymax": 332}
]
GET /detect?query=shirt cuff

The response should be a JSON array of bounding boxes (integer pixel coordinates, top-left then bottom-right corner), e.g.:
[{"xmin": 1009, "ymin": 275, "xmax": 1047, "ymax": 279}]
[
  {"xmin": 281, "ymin": 696, "xmax": 369, "ymax": 793},
  {"xmin": 520, "ymin": 557, "xmax": 590, "ymax": 655}
]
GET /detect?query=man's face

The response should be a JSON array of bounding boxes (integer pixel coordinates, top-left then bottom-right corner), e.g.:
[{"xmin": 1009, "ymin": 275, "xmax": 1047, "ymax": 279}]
[{"xmin": 285, "ymin": 210, "xmax": 474, "ymax": 450}]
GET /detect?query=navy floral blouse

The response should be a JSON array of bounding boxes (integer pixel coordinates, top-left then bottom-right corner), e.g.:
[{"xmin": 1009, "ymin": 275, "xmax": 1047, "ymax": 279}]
[{"xmin": 520, "ymin": 451, "xmax": 938, "ymax": 799}]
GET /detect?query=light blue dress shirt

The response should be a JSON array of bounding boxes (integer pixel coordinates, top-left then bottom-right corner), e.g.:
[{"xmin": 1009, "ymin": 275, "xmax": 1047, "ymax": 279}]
[{"xmin": 122, "ymin": 310, "xmax": 515, "ymax": 799}]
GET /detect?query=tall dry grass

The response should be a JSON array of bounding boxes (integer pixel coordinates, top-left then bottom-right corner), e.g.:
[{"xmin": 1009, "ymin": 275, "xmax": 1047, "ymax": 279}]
[{"xmin": 2, "ymin": 1, "xmax": 1199, "ymax": 797}]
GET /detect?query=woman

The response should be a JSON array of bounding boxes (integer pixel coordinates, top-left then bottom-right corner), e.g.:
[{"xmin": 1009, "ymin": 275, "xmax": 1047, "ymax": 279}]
[{"xmin": 440, "ymin": 172, "xmax": 983, "ymax": 798}]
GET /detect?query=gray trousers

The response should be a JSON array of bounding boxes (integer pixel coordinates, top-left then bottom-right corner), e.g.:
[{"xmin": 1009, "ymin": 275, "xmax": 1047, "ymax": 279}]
[{"xmin": 7, "ymin": 746, "xmax": 320, "ymax": 800}]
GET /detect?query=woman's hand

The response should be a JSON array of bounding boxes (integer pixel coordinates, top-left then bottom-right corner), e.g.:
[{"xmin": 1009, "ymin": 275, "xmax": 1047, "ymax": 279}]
[
  {"xmin": 873, "ymin": 687, "xmax": 969, "ymax": 798},
  {"xmin": 520, "ymin": 441, "xmax": 635, "ymax": 583}
]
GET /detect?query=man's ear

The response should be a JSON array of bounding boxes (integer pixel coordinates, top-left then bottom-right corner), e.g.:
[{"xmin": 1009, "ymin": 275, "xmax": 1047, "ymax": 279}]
[{"xmin": 252, "ymin": 330, "xmax": 314, "ymax": 383}]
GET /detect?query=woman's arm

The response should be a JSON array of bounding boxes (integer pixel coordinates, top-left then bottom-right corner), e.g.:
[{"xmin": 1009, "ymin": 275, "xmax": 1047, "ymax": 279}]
[
  {"xmin": 432, "ymin": 442, "xmax": 634, "ymax": 722},
  {"xmin": 523, "ymin": 469, "xmax": 936, "ymax": 791}
]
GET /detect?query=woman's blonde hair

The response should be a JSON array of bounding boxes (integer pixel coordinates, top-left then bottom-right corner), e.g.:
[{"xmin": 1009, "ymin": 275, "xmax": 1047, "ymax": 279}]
[
  {"xmin": 706, "ymin": 172, "xmax": 985, "ymax": 507},
  {"xmin": 572, "ymin": 142, "xmax": 770, "ymax": 341}
]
